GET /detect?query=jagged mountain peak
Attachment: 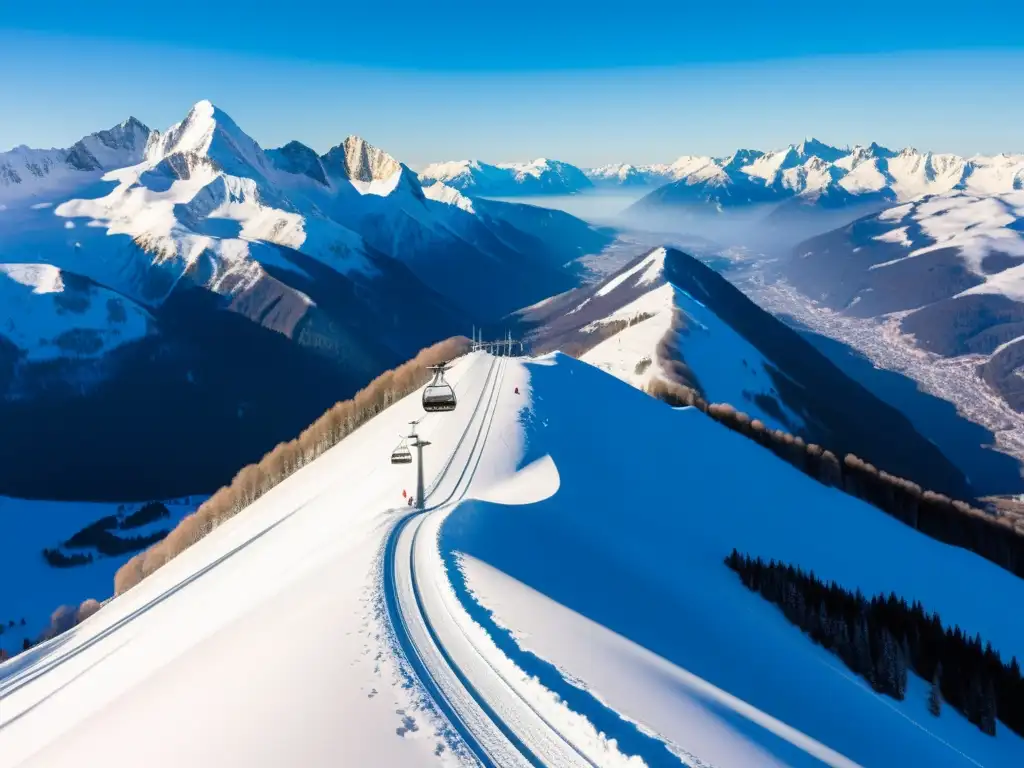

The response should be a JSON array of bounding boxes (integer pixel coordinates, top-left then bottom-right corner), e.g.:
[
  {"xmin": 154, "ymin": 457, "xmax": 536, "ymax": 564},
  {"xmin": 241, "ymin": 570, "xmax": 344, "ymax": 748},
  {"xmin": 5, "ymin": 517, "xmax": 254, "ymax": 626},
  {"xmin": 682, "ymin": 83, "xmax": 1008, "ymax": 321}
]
[
  {"xmin": 324, "ymin": 135, "xmax": 402, "ymax": 183},
  {"xmin": 147, "ymin": 100, "xmax": 267, "ymax": 176},
  {"xmin": 794, "ymin": 137, "xmax": 844, "ymax": 162},
  {"xmin": 266, "ymin": 140, "xmax": 328, "ymax": 186},
  {"xmin": 721, "ymin": 148, "xmax": 765, "ymax": 170}
]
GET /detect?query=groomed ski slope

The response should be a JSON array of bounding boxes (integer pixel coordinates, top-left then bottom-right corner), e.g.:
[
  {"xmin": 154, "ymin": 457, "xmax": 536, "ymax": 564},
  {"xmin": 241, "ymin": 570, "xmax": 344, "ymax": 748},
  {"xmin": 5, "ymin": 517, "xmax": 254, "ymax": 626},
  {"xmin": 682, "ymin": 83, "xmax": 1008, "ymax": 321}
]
[{"xmin": 2, "ymin": 351, "xmax": 1024, "ymax": 767}]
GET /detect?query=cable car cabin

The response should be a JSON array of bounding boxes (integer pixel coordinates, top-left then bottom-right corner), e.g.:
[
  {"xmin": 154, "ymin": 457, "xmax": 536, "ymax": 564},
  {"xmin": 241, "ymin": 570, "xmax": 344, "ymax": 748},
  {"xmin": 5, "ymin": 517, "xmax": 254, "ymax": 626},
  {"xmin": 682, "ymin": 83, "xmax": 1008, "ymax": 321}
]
[
  {"xmin": 390, "ymin": 443, "xmax": 412, "ymax": 464},
  {"xmin": 422, "ymin": 384, "xmax": 457, "ymax": 412}
]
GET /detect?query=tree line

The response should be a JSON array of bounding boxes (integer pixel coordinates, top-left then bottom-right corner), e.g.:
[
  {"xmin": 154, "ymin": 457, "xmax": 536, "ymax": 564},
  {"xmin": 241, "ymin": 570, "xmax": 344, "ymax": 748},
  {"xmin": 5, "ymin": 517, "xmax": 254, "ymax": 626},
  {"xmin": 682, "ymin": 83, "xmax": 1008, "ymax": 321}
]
[
  {"xmin": 647, "ymin": 378, "xmax": 1024, "ymax": 579},
  {"xmin": 725, "ymin": 549, "xmax": 1023, "ymax": 737}
]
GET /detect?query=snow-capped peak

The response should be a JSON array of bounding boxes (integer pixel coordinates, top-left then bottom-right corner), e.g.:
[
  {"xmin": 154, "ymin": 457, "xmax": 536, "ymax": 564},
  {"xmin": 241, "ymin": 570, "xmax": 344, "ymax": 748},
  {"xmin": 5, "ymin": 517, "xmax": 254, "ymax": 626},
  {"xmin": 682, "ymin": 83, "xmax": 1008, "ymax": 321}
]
[
  {"xmin": 420, "ymin": 156, "xmax": 592, "ymax": 196},
  {"xmin": 330, "ymin": 135, "xmax": 402, "ymax": 183},
  {"xmin": 794, "ymin": 137, "xmax": 844, "ymax": 163},
  {"xmin": 0, "ymin": 116, "xmax": 154, "ymax": 201},
  {"xmin": 146, "ymin": 100, "xmax": 268, "ymax": 178}
]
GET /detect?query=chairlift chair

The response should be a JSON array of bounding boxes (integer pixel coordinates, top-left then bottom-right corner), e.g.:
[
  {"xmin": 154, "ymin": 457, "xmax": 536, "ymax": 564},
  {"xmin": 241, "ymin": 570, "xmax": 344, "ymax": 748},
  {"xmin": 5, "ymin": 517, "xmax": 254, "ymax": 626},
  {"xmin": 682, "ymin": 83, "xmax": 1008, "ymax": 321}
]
[
  {"xmin": 422, "ymin": 363, "xmax": 457, "ymax": 412},
  {"xmin": 390, "ymin": 437, "xmax": 413, "ymax": 465}
]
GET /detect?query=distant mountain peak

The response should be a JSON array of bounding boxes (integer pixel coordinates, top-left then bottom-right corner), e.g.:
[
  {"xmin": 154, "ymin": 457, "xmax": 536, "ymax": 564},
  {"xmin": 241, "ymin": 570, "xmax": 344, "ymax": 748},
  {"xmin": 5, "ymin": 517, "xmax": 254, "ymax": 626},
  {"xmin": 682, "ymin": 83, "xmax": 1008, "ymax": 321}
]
[
  {"xmin": 324, "ymin": 135, "xmax": 401, "ymax": 183},
  {"xmin": 420, "ymin": 155, "xmax": 592, "ymax": 196},
  {"xmin": 795, "ymin": 137, "xmax": 844, "ymax": 163},
  {"xmin": 266, "ymin": 140, "xmax": 328, "ymax": 186}
]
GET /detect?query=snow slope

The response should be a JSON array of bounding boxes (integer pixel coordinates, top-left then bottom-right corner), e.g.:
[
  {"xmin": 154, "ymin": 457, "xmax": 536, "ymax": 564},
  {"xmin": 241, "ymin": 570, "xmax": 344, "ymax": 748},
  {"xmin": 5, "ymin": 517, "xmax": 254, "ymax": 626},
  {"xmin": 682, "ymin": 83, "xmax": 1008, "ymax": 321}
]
[
  {"xmin": 867, "ymin": 192, "xmax": 1024, "ymax": 300},
  {"xmin": 576, "ymin": 249, "xmax": 802, "ymax": 433},
  {"xmin": 3, "ymin": 351, "xmax": 1022, "ymax": 767},
  {"xmin": 441, "ymin": 353, "xmax": 1024, "ymax": 767}
]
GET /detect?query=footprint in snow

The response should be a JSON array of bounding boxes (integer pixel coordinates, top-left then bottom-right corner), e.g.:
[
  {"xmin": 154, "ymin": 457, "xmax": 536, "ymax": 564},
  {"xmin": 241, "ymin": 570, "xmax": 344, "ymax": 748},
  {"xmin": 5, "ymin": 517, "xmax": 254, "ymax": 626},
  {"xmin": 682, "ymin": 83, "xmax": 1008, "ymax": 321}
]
[{"xmin": 395, "ymin": 710, "xmax": 419, "ymax": 737}]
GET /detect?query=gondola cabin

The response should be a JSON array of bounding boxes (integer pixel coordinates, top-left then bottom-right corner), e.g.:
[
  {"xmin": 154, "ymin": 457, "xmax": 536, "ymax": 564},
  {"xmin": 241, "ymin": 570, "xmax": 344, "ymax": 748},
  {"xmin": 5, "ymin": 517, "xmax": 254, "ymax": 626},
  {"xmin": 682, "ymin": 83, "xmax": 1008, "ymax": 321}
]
[{"xmin": 422, "ymin": 363, "xmax": 457, "ymax": 412}]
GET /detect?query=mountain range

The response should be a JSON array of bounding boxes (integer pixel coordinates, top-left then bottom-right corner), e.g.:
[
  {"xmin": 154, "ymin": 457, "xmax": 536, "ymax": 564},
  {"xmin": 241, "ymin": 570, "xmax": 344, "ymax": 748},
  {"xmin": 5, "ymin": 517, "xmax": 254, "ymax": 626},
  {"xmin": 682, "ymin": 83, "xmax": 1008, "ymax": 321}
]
[
  {"xmin": 419, "ymin": 141, "xmax": 1024, "ymax": 218},
  {"xmin": 418, "ymin": 158, "xmax": 593, "ymax": 196},
  {"xmin": 626, "ymin": 140, "xmax": 1024, "ymax": 223},
  {"xmin": 0, "ymin": 100, "xmax": 612, "ymax": 501}
]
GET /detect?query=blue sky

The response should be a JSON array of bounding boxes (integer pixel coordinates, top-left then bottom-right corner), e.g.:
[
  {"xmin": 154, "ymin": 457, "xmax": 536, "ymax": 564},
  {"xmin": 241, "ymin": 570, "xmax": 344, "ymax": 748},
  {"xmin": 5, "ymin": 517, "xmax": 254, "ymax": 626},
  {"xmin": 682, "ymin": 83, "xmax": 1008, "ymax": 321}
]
[{"xmin": 2, "ymin": 1, "xmax": 1023, "ymax": 167}]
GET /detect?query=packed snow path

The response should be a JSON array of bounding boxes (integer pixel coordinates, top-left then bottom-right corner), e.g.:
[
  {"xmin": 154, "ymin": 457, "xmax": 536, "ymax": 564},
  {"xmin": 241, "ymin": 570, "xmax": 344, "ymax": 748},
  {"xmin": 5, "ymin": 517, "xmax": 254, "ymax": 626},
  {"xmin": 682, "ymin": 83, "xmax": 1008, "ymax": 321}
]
[{"xmin": 384, "ymin": 355, "xmax": 600, "ymax": 767}]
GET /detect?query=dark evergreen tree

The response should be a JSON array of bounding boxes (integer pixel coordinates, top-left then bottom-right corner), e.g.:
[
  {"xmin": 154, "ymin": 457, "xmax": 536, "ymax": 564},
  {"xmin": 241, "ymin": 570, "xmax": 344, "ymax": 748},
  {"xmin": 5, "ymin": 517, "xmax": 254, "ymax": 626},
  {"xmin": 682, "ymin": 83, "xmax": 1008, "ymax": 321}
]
[
  {"xmin": 929, "ymin": 666, "xmax": 943, "ymax": 717},
  {"xmin": 853, "ymin": 615, "xmax": 874, "ymax": 683},
  {"xmin": 980, "ymin": 679, "xmax": 998, "ymax": 736}
]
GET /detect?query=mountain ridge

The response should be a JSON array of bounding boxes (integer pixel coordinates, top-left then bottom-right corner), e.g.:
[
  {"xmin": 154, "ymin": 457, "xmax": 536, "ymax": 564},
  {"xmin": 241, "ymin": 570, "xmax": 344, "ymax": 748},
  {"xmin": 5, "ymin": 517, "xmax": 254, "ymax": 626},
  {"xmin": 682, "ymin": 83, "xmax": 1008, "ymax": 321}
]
[{"xmin": 514, "ymin": 245, "xmax": 972, "ymax": 500}]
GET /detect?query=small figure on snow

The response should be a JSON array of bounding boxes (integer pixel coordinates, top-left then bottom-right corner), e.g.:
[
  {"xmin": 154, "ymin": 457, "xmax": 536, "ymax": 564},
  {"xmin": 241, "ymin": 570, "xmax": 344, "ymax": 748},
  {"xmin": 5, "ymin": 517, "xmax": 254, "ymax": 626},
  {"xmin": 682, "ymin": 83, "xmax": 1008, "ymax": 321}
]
[{"xmin": 514, "ymin": 386, "xmax": 519, "ymax": 395}]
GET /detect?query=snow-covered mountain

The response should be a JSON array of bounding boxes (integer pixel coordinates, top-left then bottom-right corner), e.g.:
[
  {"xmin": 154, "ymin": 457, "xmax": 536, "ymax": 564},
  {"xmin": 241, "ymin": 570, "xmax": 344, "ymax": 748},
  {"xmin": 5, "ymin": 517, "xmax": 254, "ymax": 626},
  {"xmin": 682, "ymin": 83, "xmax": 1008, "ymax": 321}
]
[
  {"xmin": 4, "ymin": 351, "xmax": 1022, "ymax": 767},
  {"xmin": 0, "ymin": 118, "xmax": 152, "ymax": 202},
  {"xmin": 585, "ymin": 155, "xmax": 715, "ymax": 189},
  {"xmin": 514, "ymin": 247, "xmax": 970, "ymax": 499},
  {"xmin": 610, "ymin": 140, "xmax": 1024, "ymax": 219},
  {"xmin": 0, "ymin": 100, "xmax": 611, "ymax": 501},
  {"xmin": 779, "ymin": 190, "xmax": 1024, "ymax": 415},
  {"xmin": 418, "ymin": 157, "xmax": 593, "ymax": 196}
]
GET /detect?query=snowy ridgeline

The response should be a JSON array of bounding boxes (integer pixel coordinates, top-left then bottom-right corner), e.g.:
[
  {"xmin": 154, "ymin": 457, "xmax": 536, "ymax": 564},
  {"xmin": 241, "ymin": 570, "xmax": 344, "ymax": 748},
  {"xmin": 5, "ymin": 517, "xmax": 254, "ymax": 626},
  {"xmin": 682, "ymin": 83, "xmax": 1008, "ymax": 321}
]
[{"xmin": 2, "ymin": 352, "xmax": 1023, "ymax": 767}]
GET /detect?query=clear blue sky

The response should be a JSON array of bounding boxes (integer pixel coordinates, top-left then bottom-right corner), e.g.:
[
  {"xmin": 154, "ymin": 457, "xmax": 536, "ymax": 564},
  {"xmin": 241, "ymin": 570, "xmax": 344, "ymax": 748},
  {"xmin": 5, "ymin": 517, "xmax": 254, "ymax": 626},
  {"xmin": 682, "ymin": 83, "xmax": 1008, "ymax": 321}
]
[{"xmin": 2, "ymin": 0, "xmax": 1023, "ymax": 167}]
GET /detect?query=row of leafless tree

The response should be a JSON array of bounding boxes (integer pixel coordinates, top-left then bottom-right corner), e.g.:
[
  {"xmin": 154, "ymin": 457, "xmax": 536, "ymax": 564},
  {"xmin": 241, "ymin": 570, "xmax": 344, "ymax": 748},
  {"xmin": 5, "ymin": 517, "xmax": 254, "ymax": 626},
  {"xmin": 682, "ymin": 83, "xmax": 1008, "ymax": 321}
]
[
  {"xmin": 112, "ymin": 336, "xmax": 471, "ymax": 597},
  {"xmin": 647, "ymin": 378, "xmax": 1024, "ymax": 578}
]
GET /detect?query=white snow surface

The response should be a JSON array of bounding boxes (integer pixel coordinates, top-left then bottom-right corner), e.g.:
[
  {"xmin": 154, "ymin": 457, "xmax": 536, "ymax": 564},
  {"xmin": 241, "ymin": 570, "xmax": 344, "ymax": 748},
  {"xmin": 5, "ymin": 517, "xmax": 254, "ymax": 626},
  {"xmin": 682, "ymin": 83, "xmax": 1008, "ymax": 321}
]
[
  {"xmin": 2, "ymin": 352, "xmax": 1023, "ymax": 767},
  {"xmin": 581, "ymin": 284, "xmax": 676, "ymax": 389},
  {"xmin": 581, "ymin": 248, "xmax": 803, "ymax": 432}
]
